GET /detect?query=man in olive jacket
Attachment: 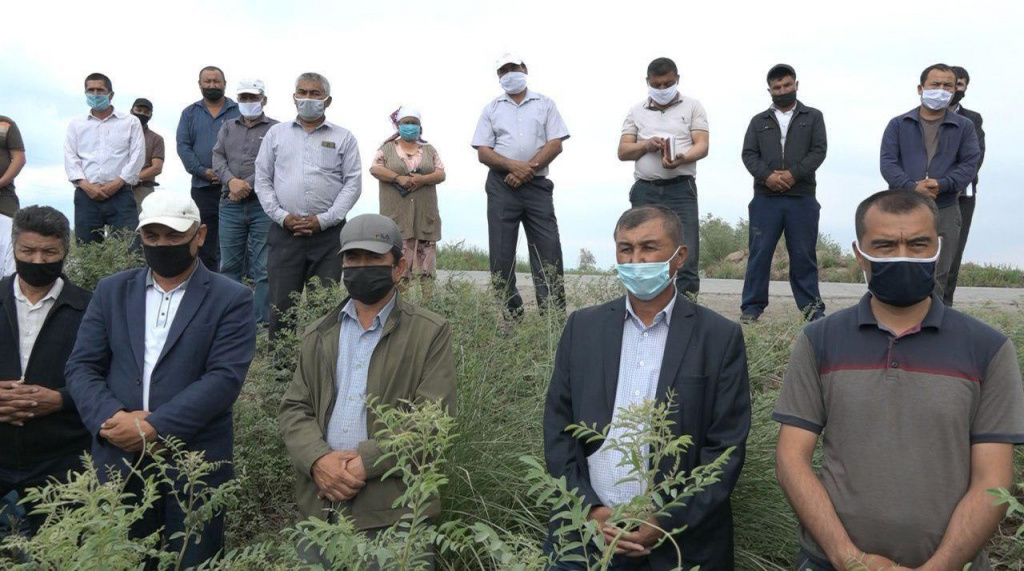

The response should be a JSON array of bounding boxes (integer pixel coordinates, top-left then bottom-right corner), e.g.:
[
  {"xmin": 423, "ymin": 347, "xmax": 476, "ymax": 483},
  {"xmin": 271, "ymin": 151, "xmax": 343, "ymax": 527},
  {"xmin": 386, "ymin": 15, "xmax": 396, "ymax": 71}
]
[{"xmin": 279, "ymin": 214, "xmax": 456, "ymax": 553}]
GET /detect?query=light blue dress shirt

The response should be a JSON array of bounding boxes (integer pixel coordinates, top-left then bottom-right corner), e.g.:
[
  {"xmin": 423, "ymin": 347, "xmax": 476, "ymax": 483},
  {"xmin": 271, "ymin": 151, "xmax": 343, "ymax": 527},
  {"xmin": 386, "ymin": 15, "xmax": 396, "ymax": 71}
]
[{"xmin": 471, "ymin": 90, "xmax": 570, "ymax": 178}]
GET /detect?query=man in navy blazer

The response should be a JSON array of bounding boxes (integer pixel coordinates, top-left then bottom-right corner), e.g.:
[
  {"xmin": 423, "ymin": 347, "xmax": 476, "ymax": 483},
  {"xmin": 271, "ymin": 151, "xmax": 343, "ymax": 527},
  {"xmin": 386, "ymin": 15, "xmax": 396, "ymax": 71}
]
[
  {"xmin": 66, "ymin": 192, "xmax": 255, "ymax": 566},
  {"xmin": 544, "ymin": 206, "xmax": 751, "ymax": 570}
]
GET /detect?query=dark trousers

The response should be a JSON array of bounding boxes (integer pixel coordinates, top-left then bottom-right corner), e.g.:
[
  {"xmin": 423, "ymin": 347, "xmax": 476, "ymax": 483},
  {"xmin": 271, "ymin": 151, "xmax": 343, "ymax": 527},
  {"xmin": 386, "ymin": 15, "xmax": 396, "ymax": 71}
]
[
  {"xmin": 485, "ymin": 170, "xmax": 565, "ymax": 314},
  {"xmin": 0, "ymin": 454, "xmax": 84, "ymax": 537},
  {"xmin": 934, "ymin": 203, "xmax": 962, "ymax": 304},
  {"xmin": 630, "ymin": 177, "xmax": 700, "ymax": 296},
  {"xmin": 73, "ymin": 186, "xmax": 139, "ymax": 244},
  {"xmin": 191, "ymin": 185, "xmax": 222, "ymax": 271},
  {"xmin": 267, "ymin": 222, "xmax": 344, "ymax": 337},
  {"xmin": 943, "ymin": 194, "xmax": 976, "ymax": 306},
  {"xmin": 794, "ymin": 547, "xmax": 836, "ymax": 571},
  {"xmin": 741, "ymin": 194, "xmax": 824, "ymax": 317}
]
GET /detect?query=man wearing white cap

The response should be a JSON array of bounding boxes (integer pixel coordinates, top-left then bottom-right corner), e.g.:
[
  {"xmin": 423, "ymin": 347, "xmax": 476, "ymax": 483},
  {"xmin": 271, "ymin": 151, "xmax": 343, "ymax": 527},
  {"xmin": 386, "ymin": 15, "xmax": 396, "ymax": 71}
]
[
  {"xmin": 472, "ymin": 52, "xmax": 570, "ymax": 316},
  {"xmin": 213, "ymin": 78, "xmax": 279, "ymax": 324},
  {"xmin": 67, "ymin": 191, "xmax": 256, "ymax": 567}
]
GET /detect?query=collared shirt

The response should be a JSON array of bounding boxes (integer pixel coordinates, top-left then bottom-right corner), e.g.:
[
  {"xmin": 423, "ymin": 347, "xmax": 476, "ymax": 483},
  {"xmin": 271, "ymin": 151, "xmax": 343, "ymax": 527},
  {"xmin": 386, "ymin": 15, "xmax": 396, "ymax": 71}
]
[
  {"xmin": 773, "ymin": 294, "xmax": 1024, "ymax": 569},
  {"xmin": 471, "ymin": 90, "xmax": 570, "ymax": 178},
  {"xmin": 326, "ymin": 293, "xmax": 397, "ymax": 452},
  {"xmin": 176, "ymin": 98, "xmax": 240, "ymax": 188},
  {"xmin": 139, "ymin": 127, "xmax": 165, "ymax": 185},
  {"xmin": 213, "ymin": 114, "xmax": 280, "ymax": 189},
  {"xmin": 772, "ymin": 104, "xmax": 796, "ymax": 149},
  {"xmin": 142, "ymin": 264, "xmax": 198, "ymax": 411},
  {"xmin": 588, "ymin": 294, "xmax": 676, "ymax": 507},
  {"xmin": 622, "ymin": 95, "xmax": 709, "ymax": 180},
  {"xmin": 254, "ymin": 119, "xmax": 362, "ymax": 229},
  {"xmin": 63, "ymin": 109, "xmax": 146, "ymax": 186},
  {"xmin": 13, "ymin": 276, "xmax": 64, "ymax": 376},
  {"xmin": 0, "ymin": 215, "xmax": 13, "ymax": 279}
]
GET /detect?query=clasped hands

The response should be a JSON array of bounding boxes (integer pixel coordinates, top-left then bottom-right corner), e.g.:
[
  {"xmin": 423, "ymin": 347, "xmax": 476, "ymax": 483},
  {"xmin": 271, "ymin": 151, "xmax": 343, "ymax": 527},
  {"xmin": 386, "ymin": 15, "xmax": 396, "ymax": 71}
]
[
  {"xmin": 914, "ymin": 177, "xmax": 940, "ymax": 200},
  {"xmin": 284, "ymin": 214, "xmax": 323, "ymax": 237},
  {"xmin": 504, "ymin": 160, "xmax": 540, "ymax": 189},
  {"xmin": 0, "ymin": 380, "xmax": 63, "ymax": 426},
  {"xmin": 312, "ymin": 450, "xmax": 368, "ymax": 503},
  {"xmin": 226, "ymin": 178, "xmax": 253, "ymax": 201},
  {"xmin": 100, "ymin": 409, "xmax": 158, "ymax": 453},
  {"xmin": 766, "ymin": 170, "xmax": 796, "ymax": 192},
  {"xmin": 79, "ymin": 178, "xmax": 127, "ymax": 201},
  {"xmin": 588, "ymin": 506, "xmax": 663, "ymax": 558},
  {"xmin": 395, "ymin": 173, "xmax": 427, "ymax": 192}
]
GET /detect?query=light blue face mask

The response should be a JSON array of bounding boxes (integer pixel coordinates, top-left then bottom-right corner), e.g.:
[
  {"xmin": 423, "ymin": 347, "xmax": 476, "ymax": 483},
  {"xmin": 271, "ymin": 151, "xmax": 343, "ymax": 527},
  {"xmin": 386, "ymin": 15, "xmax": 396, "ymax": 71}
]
[
  {"xmin": 86, "ymin": 93, "xmax": 111, "ymax": 111},
  {"xmin": 616, "ymin": 246, "xmax": 681, "ymax": 301},
  {"xmin": 398, "ymin": 124, "xmax": 421, "ymax": 141}
]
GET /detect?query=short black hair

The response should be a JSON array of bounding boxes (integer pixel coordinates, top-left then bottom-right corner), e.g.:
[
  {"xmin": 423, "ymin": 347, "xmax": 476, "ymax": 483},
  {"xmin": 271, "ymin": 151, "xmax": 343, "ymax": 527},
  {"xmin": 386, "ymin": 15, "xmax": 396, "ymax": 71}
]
[
  {"xmin": 12, "ymin": 206, "xmax": 72, "ymax": 255},
  {"xmin": 84, "ymin": 72, "xmax": 112, "ymax": 92},
  {"xmin": 647, "ymin": 58, "xmax": 678, "ymax": 78},
  {"xmin": 198, "ymin": 66, "xmax": 226, "ymax": 81},
  {"xmin": 614, "ymin": 205, "xmax": 684, "ymax": 247},
  {"xmin": 951, "ymin": 66, "xmax": 970, "ymax": 85},
  {"xmin": 855, "ymin": 190, "xmax": 939, "ymax": 241},
  {"xmin": 919, "ymin": 63, "xmax": 953, "ymax": 86},
  {"xmin": 767, "ymin": 63, "xmax": 797, "ymax": 84}
]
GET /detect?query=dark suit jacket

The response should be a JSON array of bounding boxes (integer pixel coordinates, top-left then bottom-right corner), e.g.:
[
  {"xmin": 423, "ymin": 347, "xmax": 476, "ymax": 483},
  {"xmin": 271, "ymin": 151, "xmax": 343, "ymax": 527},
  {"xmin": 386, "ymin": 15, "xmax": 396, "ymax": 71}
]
[
  {"xmin": 957, "ymin": 106, "xmax": 985, "ymax": 192},
  {"xmin": 544, "ymin": 294, "xmax": 751, "ymax": 570},
  {"xmin": 65, "ymin": 262, "xmax": 256, "ymax": 482}
]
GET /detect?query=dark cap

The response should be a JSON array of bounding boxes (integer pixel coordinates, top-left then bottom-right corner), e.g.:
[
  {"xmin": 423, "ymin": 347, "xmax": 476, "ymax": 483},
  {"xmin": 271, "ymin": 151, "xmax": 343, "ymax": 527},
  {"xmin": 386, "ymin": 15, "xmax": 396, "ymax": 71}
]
[
  {"xmin": 767, "ymin": 64, "xmax": 796, "ymax": 83},
  {"xmin": 132, "ymin": 98, "xmax": 153, "ymax": 110},
  {"xmin": 339, "ymin": 214, "xmax": 403, "ymax": 255}
]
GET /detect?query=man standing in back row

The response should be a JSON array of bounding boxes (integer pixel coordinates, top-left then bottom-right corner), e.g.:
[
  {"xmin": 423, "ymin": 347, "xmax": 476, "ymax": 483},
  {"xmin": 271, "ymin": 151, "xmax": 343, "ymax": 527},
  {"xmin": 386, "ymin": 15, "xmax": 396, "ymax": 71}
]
[
  {"xmin": 472, "ymin": 52, "xmax": 570, "ymax": 316},
  {"xmin": 740, "ymin": 64, "xmax": 827, "ymax": 323},
  {"xmin": 129, "ymin": 98, "xmax": 165, "ymax": 213},
  {"xmin": 880, "ymin": 63, "xmax": 980, "ymax": 304},
  {"xmin": 177, "ymin": 65, "xmax": 240, "ymax": 270},
  {"xmin": 618, "ymin": 57, "xmax": 709, "ymax": 298}
]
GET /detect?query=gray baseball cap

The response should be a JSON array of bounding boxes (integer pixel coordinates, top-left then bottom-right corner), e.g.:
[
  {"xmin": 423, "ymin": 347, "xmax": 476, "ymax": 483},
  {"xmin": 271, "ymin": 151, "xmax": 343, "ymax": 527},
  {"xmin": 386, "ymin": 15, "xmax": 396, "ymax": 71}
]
[{"xmin": 339, "ymin": 214, "xmax": 403, "ymax": 255}]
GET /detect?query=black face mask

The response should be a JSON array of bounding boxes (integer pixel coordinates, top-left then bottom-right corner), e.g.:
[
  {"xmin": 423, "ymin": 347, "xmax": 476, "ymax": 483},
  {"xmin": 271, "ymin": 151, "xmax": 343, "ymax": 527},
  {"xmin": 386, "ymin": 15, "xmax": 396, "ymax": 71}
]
[
  {"xmin": 16, "ymin": 259, "xmax": 64, "ymax": 288},
  {"xmin": 132, "ymin": 113, "xmax": 151, "ymax": 126},
  {"xmin": 201, "ymin": 87, "xmax": 225, "ymax": 102},
  {"xmin": 771, "ymin": 91, "xmax": 797, "ymax": 108},
  {"xmin": 144, "ymin": 236, "xmax": 197, "ymax": 278},
  {"xmin": 951, "ymin": 90, "xmax": 966, "ymax": 107},
  {"xmin": 343, "ymin": 265, "xmax": 395, "ymax": 304}
]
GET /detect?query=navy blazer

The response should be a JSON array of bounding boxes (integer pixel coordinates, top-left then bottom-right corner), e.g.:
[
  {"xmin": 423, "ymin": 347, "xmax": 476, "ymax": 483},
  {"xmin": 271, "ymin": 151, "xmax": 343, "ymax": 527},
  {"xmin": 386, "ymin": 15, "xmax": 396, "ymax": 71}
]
[
  {"xmin": 65, "ymin": 262, "xmax": 256, "ymax": 480},
  {"xmin": 544, "ymin": 294, "xmax": 751, "ymax": 570}
]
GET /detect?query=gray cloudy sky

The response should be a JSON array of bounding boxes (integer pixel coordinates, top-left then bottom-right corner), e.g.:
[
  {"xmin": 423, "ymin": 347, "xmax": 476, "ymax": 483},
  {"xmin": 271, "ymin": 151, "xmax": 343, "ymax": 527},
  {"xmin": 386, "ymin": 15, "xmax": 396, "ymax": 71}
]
[{"xmin": 3, "ymin": 0, "xmax": 1021, "ymax": 270}]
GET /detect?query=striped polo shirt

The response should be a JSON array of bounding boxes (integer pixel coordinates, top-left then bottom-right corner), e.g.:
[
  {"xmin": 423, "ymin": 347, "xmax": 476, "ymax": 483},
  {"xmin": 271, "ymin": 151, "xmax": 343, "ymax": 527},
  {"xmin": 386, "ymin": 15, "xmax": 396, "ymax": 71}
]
[{"xmin": 773, "ymin": 293, "xmax": 1024, "ymax": 569}]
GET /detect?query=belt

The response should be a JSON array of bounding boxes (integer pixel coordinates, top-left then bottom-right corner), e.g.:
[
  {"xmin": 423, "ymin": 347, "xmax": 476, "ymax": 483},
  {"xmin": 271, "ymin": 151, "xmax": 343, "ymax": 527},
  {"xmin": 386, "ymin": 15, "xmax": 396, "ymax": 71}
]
[{"xmin": 640, "ymin": 175, "xmax": 693, "ymax": 187}]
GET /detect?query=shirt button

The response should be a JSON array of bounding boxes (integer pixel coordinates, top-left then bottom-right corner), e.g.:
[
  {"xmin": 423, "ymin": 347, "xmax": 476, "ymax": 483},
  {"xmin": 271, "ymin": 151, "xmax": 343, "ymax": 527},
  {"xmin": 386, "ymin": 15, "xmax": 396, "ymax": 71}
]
[
  {"xmin": 643, "ymin": 332, "xmax": 649, "ymax": 338},
  {"xmin": 639, "ymin": 361, "xmax": 645, "ymax": 367},
  {"xmin": 891, "ymin": 361, "xmax": 900, "ymax": 368},
  {"xmin": 633, "ymin": 390, "xmax": 641, "ymax": 397}
]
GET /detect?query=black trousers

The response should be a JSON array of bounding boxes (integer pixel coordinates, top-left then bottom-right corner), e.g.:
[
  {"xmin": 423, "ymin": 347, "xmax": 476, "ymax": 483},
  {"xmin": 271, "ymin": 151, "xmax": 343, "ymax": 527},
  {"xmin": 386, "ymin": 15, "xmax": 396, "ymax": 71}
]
[
  {"xmin": 944, "ymin": 194, "xmax": 976, "ymax": 305},
  {"xmin": 267, "ymin": 221, "xmax": 344, "ymax": 337},
  {"xmin": 0, "ymin": 454, "xmax": 84, "ymax": 536},
  {"xmin": 630, "ymin": 177, "xmax": 701, "ymax": 296},
  {"xmin": 485, "ymin": 170, "xmax": 565, "ymax": 314},
  {"xmin": 191, "ymin": 185, "xmax": 222, "ymax": 271}
]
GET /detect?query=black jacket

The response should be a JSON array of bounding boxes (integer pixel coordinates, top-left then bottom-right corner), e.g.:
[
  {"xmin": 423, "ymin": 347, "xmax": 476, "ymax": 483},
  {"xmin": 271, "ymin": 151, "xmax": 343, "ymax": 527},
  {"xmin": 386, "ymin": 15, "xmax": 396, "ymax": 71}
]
[
  {"xmin": 957, "ymin": 105, "xmax": 985, "ymax": 193},
  {"xmin": 0, "ymin": 275, "xmax": 92, "ymax": 470},
  {"xmin": 543, "ymin": 294, "xmax": 751, "ymax": 570},
  {"xmin": 742, "ymin": 101, "xmax": 827, "ymax": 197}
]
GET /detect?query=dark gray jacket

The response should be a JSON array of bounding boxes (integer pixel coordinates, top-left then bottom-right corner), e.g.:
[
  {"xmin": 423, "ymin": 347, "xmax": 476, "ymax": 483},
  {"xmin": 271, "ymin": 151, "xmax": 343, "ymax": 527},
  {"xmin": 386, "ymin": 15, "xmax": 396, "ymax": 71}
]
[
  {"xmin": 956, "ymin": 105, "xmax": 985, "ymax": 193},
  {"xmin": 741, "ymin": 101, "xmax": 827, "ymax": 197}
]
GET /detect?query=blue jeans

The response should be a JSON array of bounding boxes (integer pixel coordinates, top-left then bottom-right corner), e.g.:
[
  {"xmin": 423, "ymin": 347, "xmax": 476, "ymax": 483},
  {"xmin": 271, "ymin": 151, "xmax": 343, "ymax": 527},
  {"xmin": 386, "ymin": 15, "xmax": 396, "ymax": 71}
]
[
  {"xmin": 630, "ymin": 177, "xmax": 701, "ymax": 296},
  {"xmin": 741, "ymin": 194, "xmax": 824, "ymax": 318},
  {"xmin": 73, "ymin": 186, "xmax": 139, "ymax": 244},
  {"xmin": 219, "ymin": 197, "xmax": 271, "ymax": 324}
]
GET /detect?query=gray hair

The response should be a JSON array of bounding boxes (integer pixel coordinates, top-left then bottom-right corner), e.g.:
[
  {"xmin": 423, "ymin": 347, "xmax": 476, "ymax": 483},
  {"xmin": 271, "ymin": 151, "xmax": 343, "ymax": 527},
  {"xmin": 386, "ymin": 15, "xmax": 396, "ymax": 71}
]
[
  {"xmin": 12, "ymin": 206, "xmax": 72, "ymax": 255},
  {"xmin": 295, "ymin": 72, "xmax": 331, "ymax": 96}
]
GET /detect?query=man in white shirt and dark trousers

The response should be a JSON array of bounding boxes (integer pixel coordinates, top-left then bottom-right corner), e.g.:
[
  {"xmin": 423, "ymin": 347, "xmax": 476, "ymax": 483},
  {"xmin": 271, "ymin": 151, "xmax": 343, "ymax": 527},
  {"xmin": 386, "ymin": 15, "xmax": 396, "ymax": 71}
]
[
  {"xmin": 255, "ymin": 72, "xmax": 361, "ymax": 338},
  {"xmin": 740, "ymin": 64, "xmax": 828, "ymax": 323},
  {"xmin": 64, "ymin": 72, "xmax": 145, "ymax": 244},
  {"xmin": 618, "ymin": 58, "xmax": 709, "ymax": 298},
  {"xmin": 472, "ymin": 52, "xmax": 570, "ymax": 317}
]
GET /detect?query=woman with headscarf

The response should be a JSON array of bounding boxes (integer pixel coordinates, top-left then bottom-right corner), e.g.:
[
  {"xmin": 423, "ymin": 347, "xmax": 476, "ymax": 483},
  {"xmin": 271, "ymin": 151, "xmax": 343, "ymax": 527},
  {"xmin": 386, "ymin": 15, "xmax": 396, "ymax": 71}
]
[{"xmin": 369, "ymin": 106, "xmax": 446, "ymax": 287}]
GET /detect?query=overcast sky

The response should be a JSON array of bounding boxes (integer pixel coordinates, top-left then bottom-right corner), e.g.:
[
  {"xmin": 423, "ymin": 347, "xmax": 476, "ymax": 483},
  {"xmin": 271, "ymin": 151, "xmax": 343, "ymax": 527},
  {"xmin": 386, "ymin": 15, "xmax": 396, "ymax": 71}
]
[{"xmin": 3, "ymin": 0, "xmax": 1021, "ymax": 270}]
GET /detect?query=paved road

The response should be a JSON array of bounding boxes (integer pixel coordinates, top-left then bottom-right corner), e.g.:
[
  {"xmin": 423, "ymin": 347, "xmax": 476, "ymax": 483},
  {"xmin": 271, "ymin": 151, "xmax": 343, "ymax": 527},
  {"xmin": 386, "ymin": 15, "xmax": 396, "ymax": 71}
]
[{"xmin": 437, "ymin": 270, "xmax": 1024, "ymax": 320}]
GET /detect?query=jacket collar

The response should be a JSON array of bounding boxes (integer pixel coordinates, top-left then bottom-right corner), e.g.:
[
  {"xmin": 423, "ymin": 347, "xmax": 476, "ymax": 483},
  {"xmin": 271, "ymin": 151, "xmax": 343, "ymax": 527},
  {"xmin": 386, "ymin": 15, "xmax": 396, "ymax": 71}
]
[
  {"xmin": 317, "ymin": 290, "xmax": 405, "ymax": 338},
  {"xmin": 0, "ymin": 274, "xmax": 88, "ymax": 311},
  {"xmin": 899, "ymin": 106, "xmax": 962, "ymax": 128},
  {"xmin": 763, "ymin": 100, "xmax": 805, "ymax": 118}
]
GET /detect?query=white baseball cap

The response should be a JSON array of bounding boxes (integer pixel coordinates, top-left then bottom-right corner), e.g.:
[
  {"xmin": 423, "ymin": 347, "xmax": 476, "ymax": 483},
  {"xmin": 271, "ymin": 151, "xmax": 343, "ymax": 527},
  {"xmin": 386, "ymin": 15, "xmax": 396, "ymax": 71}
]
[
  {"xmin": 494, "ymin": 52, "xmax": 524, "ymax": 71},
  {"xmin": 236, "ymin": 78, "xmax": 265, "ymax": 95},
  {"xmin": 137, "ymin": 192, "xmax": 201, "ymax": 232}
]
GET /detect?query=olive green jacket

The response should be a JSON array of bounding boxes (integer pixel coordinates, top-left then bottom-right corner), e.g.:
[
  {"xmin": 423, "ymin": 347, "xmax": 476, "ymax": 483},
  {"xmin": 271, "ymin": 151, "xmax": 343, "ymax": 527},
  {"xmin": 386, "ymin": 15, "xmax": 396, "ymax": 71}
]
[{"xmin": 278, "ymin": 293, "xmax": 457, "ymax": 530}]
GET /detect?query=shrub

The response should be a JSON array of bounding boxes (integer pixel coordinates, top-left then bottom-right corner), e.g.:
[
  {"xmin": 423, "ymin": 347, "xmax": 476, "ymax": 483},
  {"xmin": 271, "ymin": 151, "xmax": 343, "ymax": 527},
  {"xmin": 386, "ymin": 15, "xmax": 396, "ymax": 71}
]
[{"xmin": 65, "ymin": 230, "xmax": 144, "ymax": 290}]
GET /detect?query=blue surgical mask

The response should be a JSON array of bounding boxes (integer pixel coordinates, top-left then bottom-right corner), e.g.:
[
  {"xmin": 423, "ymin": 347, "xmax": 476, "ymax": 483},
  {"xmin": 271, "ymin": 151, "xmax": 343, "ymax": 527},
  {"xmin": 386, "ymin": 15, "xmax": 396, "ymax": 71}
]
[
  {"xmin": 616, "ymin": 246, "xmax": 681, "ymax": 301},
  {"xmin": 86, "ymin": 93, "xmax": 111, "ymax": 111},
  {"xmin": 398, "ymin": 124, "xmax": 421, "ymax": 141},
  {"xmin": 855, "ymin": 240, "xmax": 941, "ymax": 307}
]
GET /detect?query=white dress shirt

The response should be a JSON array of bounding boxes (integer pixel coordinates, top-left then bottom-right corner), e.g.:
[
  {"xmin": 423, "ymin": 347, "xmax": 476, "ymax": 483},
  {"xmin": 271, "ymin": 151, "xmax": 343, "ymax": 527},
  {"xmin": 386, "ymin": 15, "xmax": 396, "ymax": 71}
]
[
  {"xmin": 14, "ymin": 277, "xmax": 64, "ymax": 376},
  {"xmin": 254, "ymin": 119, "xmax": 362, "ymax": 229},
  {"xmin": 588, "ymin": 295, "xmax": 676, "ymax": 507},
  {"xmin": 0, "ymin": 215, "xmax": 14, "ymax": 279},
  {"xmin": 773, "ymin": 105, "xmax": 796, "ymax": 150},
  {"xmin": 471, "ymin": 90, "xmax": 570, "ymax": 178},
  {"xmin": 142, "ymin": 266, "xmax": 196, "ymax": 411},
  {"xmin": 63, "ymin": 109, "xmax": 146, "ymax": 186}
]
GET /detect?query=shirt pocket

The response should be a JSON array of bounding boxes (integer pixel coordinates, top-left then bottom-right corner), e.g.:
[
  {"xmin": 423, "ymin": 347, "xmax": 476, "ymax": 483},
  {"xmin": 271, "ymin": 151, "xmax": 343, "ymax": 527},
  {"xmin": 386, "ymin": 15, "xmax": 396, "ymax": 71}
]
[{"xmin": 314, "ymin": 145, "xmax": 342, "ymax": 173}]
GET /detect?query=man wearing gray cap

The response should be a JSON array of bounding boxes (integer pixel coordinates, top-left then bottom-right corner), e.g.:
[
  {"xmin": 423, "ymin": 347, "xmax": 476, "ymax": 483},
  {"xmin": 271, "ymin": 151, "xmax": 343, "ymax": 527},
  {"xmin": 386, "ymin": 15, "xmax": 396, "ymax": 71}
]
[
  {"xmin": 130, "ymin": 98, "xmax": 165, "ymax": 213},
  {"xmin": 279, "ymin": 214, "xmax": 456, "ymax": 566},
  {"xmin": 66, "ymin": 192, "xmax": 256, "ymax": 567}
]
